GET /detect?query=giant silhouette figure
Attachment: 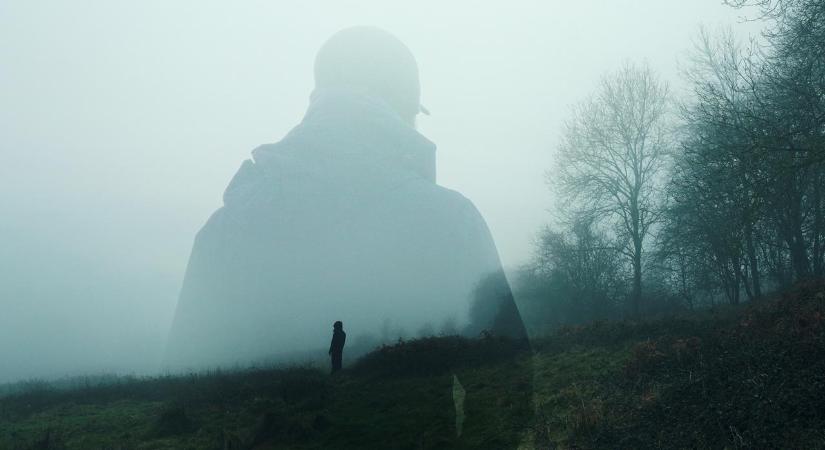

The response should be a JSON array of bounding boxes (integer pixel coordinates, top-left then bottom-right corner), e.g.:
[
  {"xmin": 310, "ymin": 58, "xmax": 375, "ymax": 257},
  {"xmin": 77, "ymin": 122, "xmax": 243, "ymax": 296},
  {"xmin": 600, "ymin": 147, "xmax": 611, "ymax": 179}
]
[{"xmin": 165, "ymin": 26, "xmax": 526, "ymax": 369}]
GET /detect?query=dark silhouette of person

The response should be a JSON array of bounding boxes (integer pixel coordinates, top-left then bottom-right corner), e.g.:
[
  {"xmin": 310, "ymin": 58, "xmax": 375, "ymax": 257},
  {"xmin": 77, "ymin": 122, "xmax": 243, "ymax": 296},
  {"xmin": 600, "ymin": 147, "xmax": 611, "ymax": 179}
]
[{"xmin": 328, "ymin": 321, "xmax": 346, "ymax": 373}]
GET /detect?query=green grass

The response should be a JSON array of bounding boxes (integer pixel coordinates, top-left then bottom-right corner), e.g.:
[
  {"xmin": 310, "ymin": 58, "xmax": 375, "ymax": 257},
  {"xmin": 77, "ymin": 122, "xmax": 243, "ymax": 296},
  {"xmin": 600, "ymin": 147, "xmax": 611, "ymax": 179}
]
[
  {"xmin": 0, "ymin": 338, "xmax": 532, "ymax": 450},
  {"xmin": 5, "ymin": 282, "xmax": 825, "ymax": 449}
]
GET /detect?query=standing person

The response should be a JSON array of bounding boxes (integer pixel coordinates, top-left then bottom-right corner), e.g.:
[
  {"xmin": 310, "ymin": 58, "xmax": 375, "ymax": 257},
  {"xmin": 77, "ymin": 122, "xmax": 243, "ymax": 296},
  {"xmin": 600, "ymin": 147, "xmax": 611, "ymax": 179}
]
[{"xmin": 328, "ymin": 321, "xmax": 346, "ymax": 373}]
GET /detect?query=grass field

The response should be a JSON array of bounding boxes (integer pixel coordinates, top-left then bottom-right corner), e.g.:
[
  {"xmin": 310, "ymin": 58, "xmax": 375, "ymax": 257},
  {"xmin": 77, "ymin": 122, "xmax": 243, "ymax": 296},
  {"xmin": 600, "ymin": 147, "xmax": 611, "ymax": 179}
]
[{"xmin": 4, "ymin": 281, "xmax": 825, "ymax": 449}]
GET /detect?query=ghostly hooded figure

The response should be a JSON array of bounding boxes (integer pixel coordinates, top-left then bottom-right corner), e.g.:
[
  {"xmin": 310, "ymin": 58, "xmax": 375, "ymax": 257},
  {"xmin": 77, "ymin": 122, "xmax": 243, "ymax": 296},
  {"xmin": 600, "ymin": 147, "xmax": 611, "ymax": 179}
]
[{"xmin": 164, "ymin": 27, "xmax": 525, "ymax": 370}]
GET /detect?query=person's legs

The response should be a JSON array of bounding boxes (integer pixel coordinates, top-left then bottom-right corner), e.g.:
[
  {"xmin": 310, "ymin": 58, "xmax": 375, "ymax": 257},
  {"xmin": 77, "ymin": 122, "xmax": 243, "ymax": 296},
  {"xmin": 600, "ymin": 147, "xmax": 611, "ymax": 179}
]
[{"xmin": 331, "ymin": 352, "xmax": 342, "ymax": 373}]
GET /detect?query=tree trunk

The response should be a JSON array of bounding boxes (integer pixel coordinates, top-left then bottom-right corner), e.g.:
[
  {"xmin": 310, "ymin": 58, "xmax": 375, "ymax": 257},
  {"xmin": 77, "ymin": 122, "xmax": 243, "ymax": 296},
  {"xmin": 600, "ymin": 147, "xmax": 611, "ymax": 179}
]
[
  {"xmin": 718, "ymin": 256, "xmax": 738, "ymax": 306},
  {"xmin": 813, "ymin": 171, "xmax": 823, "ymax": 277},
  {"xmin": 786, "ymin": 186, "xmax": 811, "ymax": 280},
  {"xmin": 732, "ymin": 262, "xmax": 741, "ymax": 305},
  {"xmin": 741, "ymin": 265, "xmax": 754, "ymax": 302},
  {"xmin": 745, "ymin": 224, "xmax": 762, "ymax": 299},
  {"xmin": 789, "ymin": 227, "xmax": 811, "ymax": 280},
  {"xmin": 632, "ymin": 249, "xmax": 642, "ymax": 317}
]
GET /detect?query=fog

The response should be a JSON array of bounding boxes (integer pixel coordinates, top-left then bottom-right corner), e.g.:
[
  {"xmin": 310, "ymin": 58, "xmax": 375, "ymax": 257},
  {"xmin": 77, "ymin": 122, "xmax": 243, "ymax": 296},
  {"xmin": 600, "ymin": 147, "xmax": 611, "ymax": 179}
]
[{"xmin": 0, "ymin": 1, "xmax": 761, "ymax": 383}]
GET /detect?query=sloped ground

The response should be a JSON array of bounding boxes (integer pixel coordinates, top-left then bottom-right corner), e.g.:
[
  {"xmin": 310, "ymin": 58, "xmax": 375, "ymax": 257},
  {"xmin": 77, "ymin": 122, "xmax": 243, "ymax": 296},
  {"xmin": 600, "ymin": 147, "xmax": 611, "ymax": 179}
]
[
  {"xmin": 530, "ymin": 280, "xmax": 825, "ymax": 449},
  {"xmin": 4, "ymin": 282, "xmax": 825, "ymax": 449}
]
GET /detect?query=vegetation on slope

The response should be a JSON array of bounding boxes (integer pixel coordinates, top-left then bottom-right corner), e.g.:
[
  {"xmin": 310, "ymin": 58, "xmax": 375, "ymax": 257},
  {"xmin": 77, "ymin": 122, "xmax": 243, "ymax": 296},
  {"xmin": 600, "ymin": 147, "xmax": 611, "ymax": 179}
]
[{"xmin": 4, "ymin": 282, "xmax": 825, "ymax": 449}]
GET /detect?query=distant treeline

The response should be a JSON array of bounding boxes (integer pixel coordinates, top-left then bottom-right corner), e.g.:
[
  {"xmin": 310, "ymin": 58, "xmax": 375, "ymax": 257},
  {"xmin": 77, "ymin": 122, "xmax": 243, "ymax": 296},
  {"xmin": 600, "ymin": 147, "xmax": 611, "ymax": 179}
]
[{"xmin": 512, "ymin": 0, "xmax": 825, "ymax": 330}]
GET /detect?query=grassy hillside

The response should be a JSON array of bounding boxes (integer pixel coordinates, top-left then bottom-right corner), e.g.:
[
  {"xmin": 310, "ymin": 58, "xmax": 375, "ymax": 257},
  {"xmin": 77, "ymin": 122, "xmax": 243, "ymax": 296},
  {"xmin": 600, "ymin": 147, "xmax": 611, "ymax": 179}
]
[
  {"xmin": 0, "ymin": 336, "xmax": 532, "ymax": 450},
  {"xmin": 3, "ymin": 281, "xmax": 825, "ymax": 449}
]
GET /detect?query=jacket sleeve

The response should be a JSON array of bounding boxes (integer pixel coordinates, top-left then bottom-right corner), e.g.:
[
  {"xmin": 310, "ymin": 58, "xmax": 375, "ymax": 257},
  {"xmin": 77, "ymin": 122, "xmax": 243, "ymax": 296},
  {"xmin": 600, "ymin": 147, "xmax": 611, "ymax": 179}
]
[{"xmin": 164, "ymin": 207, "xmax": 233, "ymax": 368}]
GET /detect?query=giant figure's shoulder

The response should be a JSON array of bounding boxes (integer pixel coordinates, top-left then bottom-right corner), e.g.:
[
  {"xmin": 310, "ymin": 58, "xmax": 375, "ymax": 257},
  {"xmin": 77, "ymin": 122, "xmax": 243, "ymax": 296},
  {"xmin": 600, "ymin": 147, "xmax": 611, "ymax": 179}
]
[
  {"xmin": 190, "ymin": 156, "xmax": 265, "ymax": 245},
  {"xmin": 191, "ymin": 145, "xmax": 499, "ymax": 260}
]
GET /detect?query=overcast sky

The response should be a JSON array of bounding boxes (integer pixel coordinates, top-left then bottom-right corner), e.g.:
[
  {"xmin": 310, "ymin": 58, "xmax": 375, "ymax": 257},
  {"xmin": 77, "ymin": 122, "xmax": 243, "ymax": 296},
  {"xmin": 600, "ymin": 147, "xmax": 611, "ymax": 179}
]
[{"xmin": 0, "ymin": 0, "xmax": 763, "ymax": 383}]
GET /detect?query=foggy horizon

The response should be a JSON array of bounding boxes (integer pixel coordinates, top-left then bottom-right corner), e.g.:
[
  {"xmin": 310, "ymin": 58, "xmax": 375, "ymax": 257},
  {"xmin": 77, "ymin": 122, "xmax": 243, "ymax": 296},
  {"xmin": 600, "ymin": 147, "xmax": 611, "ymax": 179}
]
[{"xmin": 0, "ymin": 1, "xmax": 764, "ymax": 384}]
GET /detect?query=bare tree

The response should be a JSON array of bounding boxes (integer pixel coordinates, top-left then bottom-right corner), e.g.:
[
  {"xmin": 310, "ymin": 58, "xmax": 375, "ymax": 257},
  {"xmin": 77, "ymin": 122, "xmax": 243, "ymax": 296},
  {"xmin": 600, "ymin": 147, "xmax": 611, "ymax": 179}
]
[
  {"xmin": 552, "ymin": 62, "xmax": 671, "ymax": 316},
  {"xmin": 534, "ymin": 217, "xmax": 625, "ymax": 321},
  {"xmin": 674, "ymin": 27, "xmax": 766, "ymax": 303}
]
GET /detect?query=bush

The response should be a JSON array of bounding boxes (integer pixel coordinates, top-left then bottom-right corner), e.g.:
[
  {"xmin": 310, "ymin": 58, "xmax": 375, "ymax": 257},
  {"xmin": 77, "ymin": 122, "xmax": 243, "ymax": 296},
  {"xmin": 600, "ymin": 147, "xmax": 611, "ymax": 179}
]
[{"xmin": 351, "ymin": 334, "xmax": 526, "ymax": 378}]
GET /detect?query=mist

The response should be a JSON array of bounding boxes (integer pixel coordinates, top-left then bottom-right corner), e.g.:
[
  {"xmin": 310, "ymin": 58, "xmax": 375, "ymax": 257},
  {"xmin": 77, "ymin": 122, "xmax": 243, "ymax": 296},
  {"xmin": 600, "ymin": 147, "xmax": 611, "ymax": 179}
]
[{"xmin": 0, "ymin": 1, "xmax": 760, "ymax": 383}]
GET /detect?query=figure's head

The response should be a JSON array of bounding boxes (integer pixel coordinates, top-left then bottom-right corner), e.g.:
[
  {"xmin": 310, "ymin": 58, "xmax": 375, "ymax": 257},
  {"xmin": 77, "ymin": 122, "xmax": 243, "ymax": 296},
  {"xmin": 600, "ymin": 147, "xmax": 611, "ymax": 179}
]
[
  {"xmin": 333, "ymin": 320, "xmax": 343, "ymax": 330},
  {"xmin": 314, "ymin": 26, "xmax": 423, "ymax": 126}
]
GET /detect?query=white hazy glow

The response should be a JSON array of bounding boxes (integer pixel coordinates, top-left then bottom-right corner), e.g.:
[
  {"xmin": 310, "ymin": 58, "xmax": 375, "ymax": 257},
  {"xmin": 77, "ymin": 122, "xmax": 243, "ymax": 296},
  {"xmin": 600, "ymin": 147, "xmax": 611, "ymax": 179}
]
[{"xmin": 0, "ymin": 0, "xmax": 760, "ymax": 383}]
